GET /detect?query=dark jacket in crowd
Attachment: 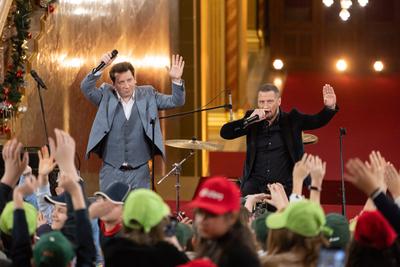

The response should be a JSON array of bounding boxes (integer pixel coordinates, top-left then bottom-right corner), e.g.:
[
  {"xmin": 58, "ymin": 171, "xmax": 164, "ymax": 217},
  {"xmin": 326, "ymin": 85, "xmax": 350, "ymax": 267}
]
[{"xmin": 103, "ymin": 237, "xmax": 189, "ymax": 267}]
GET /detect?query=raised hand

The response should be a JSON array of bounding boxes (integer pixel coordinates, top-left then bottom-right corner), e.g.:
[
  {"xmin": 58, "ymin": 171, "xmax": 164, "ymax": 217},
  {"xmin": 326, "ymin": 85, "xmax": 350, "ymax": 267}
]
[
  {"xmin": 323, "ymin": 84, "xmax": 336, "ymax": 109},
  {"xmin": 1, "ymin": 138, "xmax": 29, "ymax": 187},
  {"xmin": 365, "ymin": 151, "xmax": 387, "ymax": 191},
  {"xmin": 57, "ymin": 173, "xmax": 85, "ymax": 210},
  {"xmin": 37, "ymin": 146, "xmax": 57, "ymax": 187},
  {"xmin": 37, "ymin": 212, "xmax": 48, "ymax": 227},
  {"xmin": 344, "ymin": 158, "xmax": 380, "ymax": 196},
  {"xmin": 265, "ymin": 183, "xmax": 289, "ymax": 211},
  {"xmin": 49, "ymin": 129, "xmax": 76, "ymax": 176},
  {"xmin": 13, "ymin": 175, "xmax": 38, "ymax": 208},
  {"xmin": 168, "ymin": 54, "xmax": 185, "ymax": 81},
  {"xmin": 310, "ymin": 156, "xmax": 326, "ymax": 189},
  {"xmin": 385, "ymin": 163, "xmax": 400, "ymax": 199},
  {"xmin": 89, "ymin": 199, "xmax": 115, "ymax": 219},
  {"xmin": 292, "ymin": 153, "xmax": 313, "ymax": 195},
  {"xmin": 98, "ymin": 51, "xmax": 117, "ymax": 70},
  {"xmin": 244, "ymin": 193, "xmax": 270, "ymax": 212}
]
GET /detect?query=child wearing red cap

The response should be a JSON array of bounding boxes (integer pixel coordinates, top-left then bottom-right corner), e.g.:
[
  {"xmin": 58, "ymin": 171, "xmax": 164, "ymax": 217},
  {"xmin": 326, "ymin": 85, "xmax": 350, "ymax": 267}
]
[
  {"xmin": 346, "ymin": 210, "xmax": 400, "ymax": 267},
  {"xmin": 188, "ymin": 176, "xmax": 261, "ymax": 267}
]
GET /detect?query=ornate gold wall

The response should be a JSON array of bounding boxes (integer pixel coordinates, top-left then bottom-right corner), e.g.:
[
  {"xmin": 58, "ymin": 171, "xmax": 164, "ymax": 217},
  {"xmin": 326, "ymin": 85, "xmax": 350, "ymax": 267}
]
[{"xmin": 17, "ymin": 0, "xmax": 187, "ymax": 193}]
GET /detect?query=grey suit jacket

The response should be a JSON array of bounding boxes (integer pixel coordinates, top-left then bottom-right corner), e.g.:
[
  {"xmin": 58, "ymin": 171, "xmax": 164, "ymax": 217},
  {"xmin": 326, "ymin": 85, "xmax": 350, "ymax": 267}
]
[{"xmin": 80, "ymin": 73, "xmax": 185, "ymax": 159}]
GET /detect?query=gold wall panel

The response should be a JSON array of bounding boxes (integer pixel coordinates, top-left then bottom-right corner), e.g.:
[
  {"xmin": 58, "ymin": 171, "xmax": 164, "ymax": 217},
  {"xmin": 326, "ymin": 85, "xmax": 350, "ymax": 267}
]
[{"xmin": 16, "ymin": 0, "xmax": 182, "ymax": 193}]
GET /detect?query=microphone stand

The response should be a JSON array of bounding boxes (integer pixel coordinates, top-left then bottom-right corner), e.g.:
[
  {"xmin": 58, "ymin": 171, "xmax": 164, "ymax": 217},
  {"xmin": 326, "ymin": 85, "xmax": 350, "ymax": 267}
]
[
  {"xmin": 35, "ymin": 81, "xmax": 49, "ymax": 144},
  {"xmin": 339, "ymin": 127, "xmax": 347, "ymax": 216},
  {"xmin": 150, "ymin": 103, "xmax": 232, "ymax": 189}
]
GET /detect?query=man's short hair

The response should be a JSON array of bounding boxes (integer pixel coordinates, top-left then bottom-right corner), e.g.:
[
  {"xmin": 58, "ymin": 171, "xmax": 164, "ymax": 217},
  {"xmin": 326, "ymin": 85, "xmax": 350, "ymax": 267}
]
[
  {"xmin": 109, "ymin": 62, "xmax": 135, "ymax": 83},
  {"xmin": 258, "ymin": 83, "xmax": 280, "ymax": 96}
]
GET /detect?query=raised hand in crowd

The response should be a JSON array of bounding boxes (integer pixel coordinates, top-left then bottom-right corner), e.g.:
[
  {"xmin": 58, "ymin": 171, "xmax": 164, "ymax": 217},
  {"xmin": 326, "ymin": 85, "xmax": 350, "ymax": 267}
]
[
  {"xmin": 365, "ymin": 150, "xmax": 387, "ymax": 191},
  {"xmin": 89, "ymin": 198, "xmax": 115, "ymax": 219},
  {"xmin": 13, "ymin": 174, "xmax": 38, "ymax": 209},
  {"xmin": 49, "ymin": 128, "xmax": 77, "ymax": 177},
  {"xmin": 244, "ymin": 193, "xmax": 270, "ymax": 213},
  {"xmin": 385, "ymin": 163, "xmax": 400, "ymax": 199},
  {"xmin": 292, "ymin": 153, "xmax": 313, "ymax": 195},
  {"xmin": 309, "ymin": 156, "xmax": 326, "ymax": 204},
  {"xmin": 266, "ymin": 183, "xmax": 289, "ymax": 211},
  {"xmin": 345, "ymin": 158, "xmax": 380, "ymax": 196},
  {"xmin": 1, "ymin": 139, "xmax": 29, "ymax": 188},
  {"xmin": 58, "ymin": 173, "xmax": 85, "ymax": 210},
  {"xmin": 37, "ymin": 145, "xmax": 56, "ymax": 187},
  {"xmin": 37, "ymin": 212, "xmax": 48, "ymax": 228}
]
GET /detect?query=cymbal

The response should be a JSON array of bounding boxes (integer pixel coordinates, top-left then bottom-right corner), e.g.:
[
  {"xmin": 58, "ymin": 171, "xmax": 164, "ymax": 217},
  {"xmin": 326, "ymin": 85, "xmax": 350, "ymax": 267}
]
[
  {"xmin": 302, "ymin": 133, "xmax": 318, "ymax": 145},
  {"xmin": 165, "ymin": 139, "xmax": 223, "ymax": 151}
]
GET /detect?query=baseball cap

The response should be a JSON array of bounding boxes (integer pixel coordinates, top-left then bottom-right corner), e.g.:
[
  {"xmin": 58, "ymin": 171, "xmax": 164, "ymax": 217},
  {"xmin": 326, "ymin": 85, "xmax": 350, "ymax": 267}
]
[
  {"xmin": 0, "ymin": 201, "xmax": 37, "ymax": 235},
  {"xmin": 188, "ymin": 176, "xmax": 241, "ymax": 215},
  {"xmin": 267, "ymin": 200, "xmax": 332, "ymax": 237},
  {"xmin": 33, "ymin": 231, "xmax": 75, "ymax": 267},
  {"xmin": 251, "ymin": 211, "xmax": 272, "ymax": 247},
  {"xmin": 354, "ymin": 210, "xmax": 397, "ymax": 249},
  {"xmin": 176, "ymin": 222, "xmax": 193, "ymax": 248},
  {"xmin": 44, "ymin": 193, "xmax": 66, "ymax": 206},
  {"xmin": 123, "ymin": 189, "xmax": 170, "ymax": 233},
  {"xmin": 94, "ymin": 182, "xmax": 131, "ymax": 205},
  {"xmin": 178, "ymin": 259, "xmax": 217, "ymax": 267},
  {"xmin": 325, "ymin": 213, "xmax": 350, "ymax": 249}
]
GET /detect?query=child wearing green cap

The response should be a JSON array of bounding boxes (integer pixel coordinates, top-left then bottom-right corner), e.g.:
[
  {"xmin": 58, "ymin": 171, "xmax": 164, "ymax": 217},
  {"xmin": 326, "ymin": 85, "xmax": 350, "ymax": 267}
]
[
  {"xmin": 3, "ymin": 130, "xmax": 97, "ymax": 267},
  {"xmin": 261, "ymin": 200, "xmax": 330, "ymax": 267},
  {"xmin": 103, "ymin": 189, "xmax": 189, "ymax": 267}
]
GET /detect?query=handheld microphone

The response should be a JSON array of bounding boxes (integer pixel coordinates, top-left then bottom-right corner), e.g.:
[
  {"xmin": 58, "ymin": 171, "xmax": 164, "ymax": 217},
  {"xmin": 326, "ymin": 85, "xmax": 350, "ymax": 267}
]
[
  {"xmin": 243, "ymin": 115, "xmax": 259, "ymax": 128},
  {"xmin": 228, "ymin": 91, "xmax": 233, "ymax": 121},
  {"xmin": 92, "ymin": 49, "xmax": 118, "ymax": 74},
  {"xmin": 30, "ymin": 70, "xmax": 47, "ymax": 89}
]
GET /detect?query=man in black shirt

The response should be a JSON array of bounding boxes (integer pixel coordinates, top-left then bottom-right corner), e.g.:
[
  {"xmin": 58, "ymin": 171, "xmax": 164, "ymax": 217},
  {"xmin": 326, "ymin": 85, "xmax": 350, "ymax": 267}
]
[{"xmin": 220, "ymin": 83, "xmax": 338, "ymax": 196}]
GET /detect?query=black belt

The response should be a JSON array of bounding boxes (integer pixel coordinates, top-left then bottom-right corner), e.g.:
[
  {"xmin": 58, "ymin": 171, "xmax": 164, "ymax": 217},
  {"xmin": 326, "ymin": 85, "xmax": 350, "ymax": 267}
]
[{"xmin": 119, "ymin": 165, "xmax": 136, "ymax": 171}]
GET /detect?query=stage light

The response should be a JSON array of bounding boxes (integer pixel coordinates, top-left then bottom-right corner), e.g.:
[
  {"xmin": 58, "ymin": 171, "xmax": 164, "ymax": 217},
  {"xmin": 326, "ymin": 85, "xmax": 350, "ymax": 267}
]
[
  {"xmin": 336, "ymin": 59, "xmax": 348, "ymax": 72},
  {"xmin": 272, "ymin": 59, "xmax": 284, "ymax": 70},
  {"xmin": 322, "ymin": 0, "xmax": 334, "ymax": 7},
  {"xmin": 373, "ymin": 61, "xmax": 384, "ymax": 72},
  {"xmin": 339, "ymin": 9, "xmax": 350, "ymax": 21},
  {"xmin": 358, "ymin": 0, "xmax": 368, "ymax": 7},
  {"xmin": 340, "ymin": 0, "xmax": 352, "ymax": 9},
  {"xmin": 273, "ymin": 77, "xmax": 283, "ymax": 89}
]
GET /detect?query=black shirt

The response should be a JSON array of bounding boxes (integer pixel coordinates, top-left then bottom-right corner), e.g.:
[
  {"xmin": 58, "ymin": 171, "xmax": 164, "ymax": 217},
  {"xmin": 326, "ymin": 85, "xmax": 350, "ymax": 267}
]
[{"xmin": 248, "ymin": 116, "xmax": 293, "ymax": 194}]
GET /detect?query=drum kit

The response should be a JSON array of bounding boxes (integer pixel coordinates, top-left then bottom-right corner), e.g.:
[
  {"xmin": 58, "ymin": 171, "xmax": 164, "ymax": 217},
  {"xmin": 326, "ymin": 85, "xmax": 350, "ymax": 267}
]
[{"xmin": 158, "ymin": 133, "xmax": 318, "ymax": 213}]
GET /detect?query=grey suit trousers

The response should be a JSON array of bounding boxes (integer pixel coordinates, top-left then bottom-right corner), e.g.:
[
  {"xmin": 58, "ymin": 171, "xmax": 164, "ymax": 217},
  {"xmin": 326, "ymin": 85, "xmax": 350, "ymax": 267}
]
[{"xmin": 99, "ymin": 163, "xmax": 150, "ymax": 191}]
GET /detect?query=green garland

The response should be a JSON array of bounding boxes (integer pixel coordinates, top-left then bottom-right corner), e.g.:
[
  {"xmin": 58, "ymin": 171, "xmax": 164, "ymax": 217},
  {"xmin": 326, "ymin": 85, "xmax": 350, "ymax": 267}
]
[{"xmin": 0, "ymin": 0, "xmax": 31, "ymax": 108}]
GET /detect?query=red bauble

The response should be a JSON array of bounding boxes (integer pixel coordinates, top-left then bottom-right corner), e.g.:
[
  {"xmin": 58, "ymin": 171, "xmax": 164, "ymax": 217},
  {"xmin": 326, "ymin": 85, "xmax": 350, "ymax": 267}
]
[
  {"xmin": 16, "ymin": 70, "xmax": 23, "ymax": 78},
  {"xmin": 48, "ymin": 4, "xmax": 55, "ymax": 13}
]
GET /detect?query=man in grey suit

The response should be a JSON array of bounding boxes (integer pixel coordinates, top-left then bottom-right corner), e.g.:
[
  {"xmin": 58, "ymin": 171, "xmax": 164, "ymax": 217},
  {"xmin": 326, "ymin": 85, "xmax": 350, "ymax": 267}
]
[{"xmin": 81, "ymin": 52, "xmax": 185, "ymax": 191}]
